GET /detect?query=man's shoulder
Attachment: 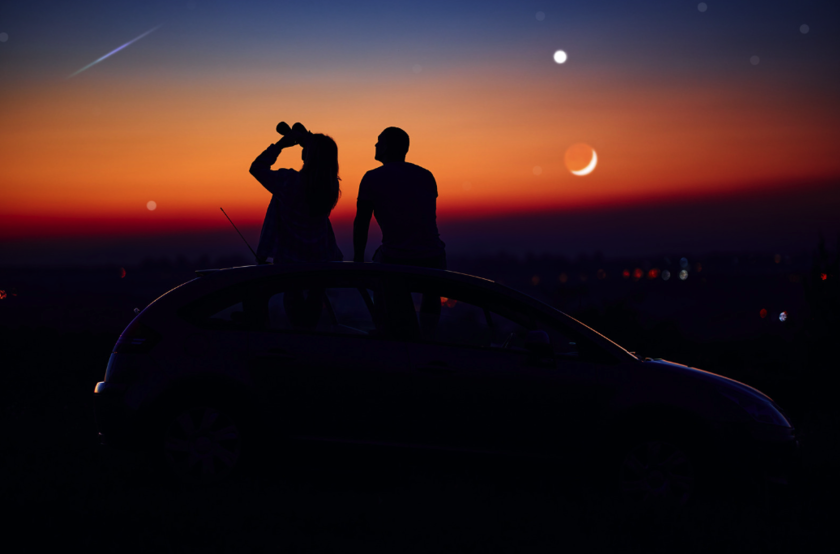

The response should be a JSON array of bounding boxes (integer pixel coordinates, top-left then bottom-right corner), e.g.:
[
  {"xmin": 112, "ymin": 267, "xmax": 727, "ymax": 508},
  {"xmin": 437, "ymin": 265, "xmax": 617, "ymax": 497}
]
[
  {"xmin": 365, "ymin": 162, "xmax": 434, "ymax": 179},
  {"xmin": 403, "ymin": 162, "xmax": 434, "ymax": 179}
]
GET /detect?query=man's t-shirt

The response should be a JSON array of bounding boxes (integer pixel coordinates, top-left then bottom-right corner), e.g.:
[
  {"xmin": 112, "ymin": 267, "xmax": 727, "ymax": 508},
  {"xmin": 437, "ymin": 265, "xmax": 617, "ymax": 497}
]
[{"xmin": 358, "ymin": 162, "xmax": 445, "ymax": 260}]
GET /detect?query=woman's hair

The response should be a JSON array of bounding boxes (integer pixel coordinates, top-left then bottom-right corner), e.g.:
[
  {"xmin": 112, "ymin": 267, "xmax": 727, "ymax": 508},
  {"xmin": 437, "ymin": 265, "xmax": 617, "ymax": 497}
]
[{"xmin": 300, "ymin": 133, "xmax": 341, "ymax": 217}]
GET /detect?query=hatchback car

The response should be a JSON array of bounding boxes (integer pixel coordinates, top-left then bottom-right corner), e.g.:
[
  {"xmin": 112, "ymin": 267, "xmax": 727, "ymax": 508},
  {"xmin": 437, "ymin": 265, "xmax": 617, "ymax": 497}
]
[{"xmin": 94, "ymin": 262, "xmax": 798, "ymax": 504}]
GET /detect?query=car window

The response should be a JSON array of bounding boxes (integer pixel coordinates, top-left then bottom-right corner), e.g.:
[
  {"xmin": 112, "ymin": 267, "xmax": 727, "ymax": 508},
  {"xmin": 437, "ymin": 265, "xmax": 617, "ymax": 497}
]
[
  {"xmin": 408, "ymin": 291, "xmax": 530, "ymax": 349},
  {"xmin": 190, "ymin": 273, "xmax": 382, "ymax": 337},
  {"xmin": 209, "ymin": 301, "xmax": 246, "ymax": 325},
  {"xmin": 533, "ymin": 318, "xmax": 580, "ymax": 357},
  {"xmin": 400, "ymin": 278, "xmax": 590, "ymax": 358},
  {"xmin": 268, "ymin": 286, "xmax": 377, "ymax": 336}
]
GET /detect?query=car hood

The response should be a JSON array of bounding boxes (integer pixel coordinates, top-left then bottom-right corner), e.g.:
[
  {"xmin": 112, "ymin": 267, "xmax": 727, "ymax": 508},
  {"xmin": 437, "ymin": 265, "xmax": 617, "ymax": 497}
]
[{"xmin": 642, "ymin": 359, "xmax": 774, "ymax": 403}]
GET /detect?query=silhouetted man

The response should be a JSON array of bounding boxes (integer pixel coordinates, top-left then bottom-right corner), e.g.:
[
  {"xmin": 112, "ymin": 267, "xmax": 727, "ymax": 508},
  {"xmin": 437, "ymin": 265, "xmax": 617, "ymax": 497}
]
[{"xmin": 353, "ymin": 127, "xmax": 446, "ymax": 268}]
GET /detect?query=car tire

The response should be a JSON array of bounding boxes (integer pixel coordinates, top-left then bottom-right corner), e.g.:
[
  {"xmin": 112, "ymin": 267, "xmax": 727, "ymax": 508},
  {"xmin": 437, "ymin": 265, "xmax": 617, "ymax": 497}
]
[{"xmin": 160, "ymin": 401, "xmax": 249, "ymax": 486}]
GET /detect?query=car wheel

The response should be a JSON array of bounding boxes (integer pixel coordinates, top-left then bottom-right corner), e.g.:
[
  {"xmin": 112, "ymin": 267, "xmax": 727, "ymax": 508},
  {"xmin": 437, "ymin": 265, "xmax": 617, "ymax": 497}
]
[
  {"xmin": 618, "ymin": 439, "xmax": 697, "ymax": 507},
  {"xmin": 162, "ymin": 404, "xmax": 244, "ymax": 485}
]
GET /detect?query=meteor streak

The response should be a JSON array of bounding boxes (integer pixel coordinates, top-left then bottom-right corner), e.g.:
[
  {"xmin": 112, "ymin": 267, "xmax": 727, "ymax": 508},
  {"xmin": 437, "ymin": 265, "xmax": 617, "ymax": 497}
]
[{"xmin": 68, "ymin": 25, "xmax": 162, "ymax": 79}]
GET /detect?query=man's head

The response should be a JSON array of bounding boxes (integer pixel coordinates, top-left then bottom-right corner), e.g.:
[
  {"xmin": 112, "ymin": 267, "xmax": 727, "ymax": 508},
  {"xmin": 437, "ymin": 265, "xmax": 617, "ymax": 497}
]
[{"xmin": 374, "ymin": 127, "xmax": 409, "ymax": 164}]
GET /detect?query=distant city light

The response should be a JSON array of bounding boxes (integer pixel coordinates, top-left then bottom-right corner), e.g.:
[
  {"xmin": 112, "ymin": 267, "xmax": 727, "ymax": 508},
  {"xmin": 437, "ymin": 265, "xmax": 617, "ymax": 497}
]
[
  {"xmin": 622, "ymin": 269, "xmax": 630, "ymax": 279},
  {"xmin": 697, "ymin": 3, "xmax": 707, "ymax": 13},
  {"xmin": 821, "ymin": 273, "xmax": 828, "ymax": 281},
  {"xmin": 679, "ymin": 270, "xmax": 688, "ymax": 281},
  {"xmin": 0, "ymin": 290, "xmax": 6, "ymax": 300},
  {"xmin": 441, "ymin": 297, "xmax": 457, "ymax": 308},
  {"xmin": 779, "ymin": 311, "xmax": 788, "ymax": 322},
  {"xmin": 680, "ymin": 257, "xmax": 689, "ymax": 269},
  {"xmin": 800, "ymin": 24, "xmax": 810, "ymax": 34},
  {"xmin": 760, "ymin": 308, "xmax": 767, "ymax": 319},
  {"xmin": 533, "ymin": 166, "xmax": 543, "ymax": 176},
  {"xmin": 147, "ymin": 200, "xmax": 157, "ymax": 211},
  {"xmin": 648, "ymin": 268, "xmax": 660, "ymax": 279},
  {"xmin": 750, "ymin": 55, "xmax": 760, "ymax": 66},
  {"xmin": 662, "ymin": 270, "xmax": 671, "ymax": 281},
  {"xmin": 119, "ymin": 268, "xmax": 126, "ymax": 279},
  {"xmin": 633, "ymin": 268, "xmax": 643, "ymax": 280},
  {"xmin": 536, "ymin": 11, "xmax": 545, "ymax": 21},
  {"xmin": 554, "ymin": 50, "xmax": 568, "ymax": 64}
]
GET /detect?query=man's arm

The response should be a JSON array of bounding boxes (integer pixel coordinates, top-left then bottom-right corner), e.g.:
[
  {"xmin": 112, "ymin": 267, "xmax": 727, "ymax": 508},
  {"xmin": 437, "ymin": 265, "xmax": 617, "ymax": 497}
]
[{"xmin": 353, "ymin": 198, "xmax": 374, "ymax": 263}]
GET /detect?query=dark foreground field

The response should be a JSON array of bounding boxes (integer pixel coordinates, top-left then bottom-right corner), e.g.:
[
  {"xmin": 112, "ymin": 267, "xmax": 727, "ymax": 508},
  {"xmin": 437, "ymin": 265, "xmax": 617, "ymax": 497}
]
[{"xmin": 2, "ymin": 326, "xmax": 839, "ymax": 554}]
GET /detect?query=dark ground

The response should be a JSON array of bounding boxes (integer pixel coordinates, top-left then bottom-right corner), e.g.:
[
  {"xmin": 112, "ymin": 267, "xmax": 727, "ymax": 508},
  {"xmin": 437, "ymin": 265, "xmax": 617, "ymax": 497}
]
[{"xmin": 2, "ymin": 246, "xmax": 839, "ymax": 552}]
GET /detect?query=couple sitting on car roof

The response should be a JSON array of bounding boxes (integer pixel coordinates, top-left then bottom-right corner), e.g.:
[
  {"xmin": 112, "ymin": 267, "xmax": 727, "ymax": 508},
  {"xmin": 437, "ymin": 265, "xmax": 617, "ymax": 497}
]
[{"xmin": 248, "ymin": 123, "xmax": 446, "ymax": 270}]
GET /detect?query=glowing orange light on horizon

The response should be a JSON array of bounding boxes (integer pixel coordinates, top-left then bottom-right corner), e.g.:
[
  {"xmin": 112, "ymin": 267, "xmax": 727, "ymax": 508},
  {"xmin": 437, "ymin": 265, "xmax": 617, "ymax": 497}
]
[
  {"xmin": 0, "ymin": 290, "xmax": 6, "ymax": 300},
  {"xmin": 2, "ymin": 64, "xmax": 840, "ymax": 242},
  {"xmin": 821, "ymin": 273, "xmax": 828, "ymax": 281}
]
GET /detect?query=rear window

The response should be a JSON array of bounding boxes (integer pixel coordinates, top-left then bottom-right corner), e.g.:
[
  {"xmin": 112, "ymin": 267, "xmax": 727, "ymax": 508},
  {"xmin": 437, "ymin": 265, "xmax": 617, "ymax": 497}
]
[{"xmin": 180, "ymin": 274, "xmax": 382, "ymax": 337}]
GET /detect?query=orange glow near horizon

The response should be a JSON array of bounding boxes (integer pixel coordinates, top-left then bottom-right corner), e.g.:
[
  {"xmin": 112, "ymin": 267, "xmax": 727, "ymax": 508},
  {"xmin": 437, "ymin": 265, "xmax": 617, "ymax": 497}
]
[{"xmin": 2, "ymin": 67, "xmax": 839, "ymax": 240}]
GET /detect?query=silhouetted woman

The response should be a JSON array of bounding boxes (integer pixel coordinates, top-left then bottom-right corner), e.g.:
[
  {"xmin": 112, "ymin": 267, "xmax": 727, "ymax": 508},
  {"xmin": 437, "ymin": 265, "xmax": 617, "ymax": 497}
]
[{"xmin": 249, "ymin": 126, "xmax": 343, "ymax": 264}]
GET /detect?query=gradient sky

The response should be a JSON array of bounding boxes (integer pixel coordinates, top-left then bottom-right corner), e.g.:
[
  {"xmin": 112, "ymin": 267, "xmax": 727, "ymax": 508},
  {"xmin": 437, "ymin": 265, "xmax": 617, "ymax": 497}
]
[{"xmin": 1, "ymin": 0, "xmax": 839, "ymax": 245}]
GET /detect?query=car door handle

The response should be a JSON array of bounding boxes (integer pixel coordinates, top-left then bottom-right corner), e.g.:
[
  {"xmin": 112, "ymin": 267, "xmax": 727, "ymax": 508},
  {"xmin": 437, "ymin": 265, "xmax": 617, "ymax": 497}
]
[{"xmin": 417, "ymin": 361, "xmax": 454, "ymax": 375}]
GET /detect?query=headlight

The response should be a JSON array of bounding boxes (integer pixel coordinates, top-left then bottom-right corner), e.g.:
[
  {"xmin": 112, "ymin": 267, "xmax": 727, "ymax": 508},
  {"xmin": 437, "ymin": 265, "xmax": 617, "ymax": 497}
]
[{"xmin": 719, "ymin": 390, "xmax": 790, "ymax": 427}]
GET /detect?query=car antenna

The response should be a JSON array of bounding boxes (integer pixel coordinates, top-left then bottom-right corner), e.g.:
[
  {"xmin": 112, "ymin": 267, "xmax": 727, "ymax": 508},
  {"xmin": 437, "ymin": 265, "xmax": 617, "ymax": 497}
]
[{"xmin": 220, "ymin": 207, "xmax": 260, "ymax": 263}]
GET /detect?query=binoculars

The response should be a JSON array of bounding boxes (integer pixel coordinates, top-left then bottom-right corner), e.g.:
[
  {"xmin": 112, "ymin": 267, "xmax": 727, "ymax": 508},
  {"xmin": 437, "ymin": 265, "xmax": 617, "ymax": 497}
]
[{"xmin": 276, "ymin": 121, "xmax": 311, "ymax": 145}]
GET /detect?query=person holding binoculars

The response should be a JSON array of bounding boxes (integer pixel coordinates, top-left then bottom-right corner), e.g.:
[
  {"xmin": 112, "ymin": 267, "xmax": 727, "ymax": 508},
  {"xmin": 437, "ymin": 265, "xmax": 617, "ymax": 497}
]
[{"xmin": 249, "ymin": 122, "xmax": 343, "ymax": 264}]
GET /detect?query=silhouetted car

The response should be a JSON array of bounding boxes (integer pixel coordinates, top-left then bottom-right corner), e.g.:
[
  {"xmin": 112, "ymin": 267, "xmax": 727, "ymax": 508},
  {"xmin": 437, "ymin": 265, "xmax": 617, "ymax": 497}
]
[{"xmin": 94, "ymin": 263, "xmax": 798, "ymax": 503}]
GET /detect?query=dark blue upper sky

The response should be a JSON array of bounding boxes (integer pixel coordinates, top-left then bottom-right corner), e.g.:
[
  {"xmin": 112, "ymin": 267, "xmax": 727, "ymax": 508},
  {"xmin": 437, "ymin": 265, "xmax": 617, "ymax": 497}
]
[{"xmin": 2, "ymin": 0, "xmax": 838, "ymax": 85}]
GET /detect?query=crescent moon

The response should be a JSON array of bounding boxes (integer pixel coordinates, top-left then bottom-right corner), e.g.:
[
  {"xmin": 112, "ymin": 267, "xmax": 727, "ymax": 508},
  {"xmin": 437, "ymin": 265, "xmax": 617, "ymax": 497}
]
[{"xmin": 571, "ymin": 149, "xmax": 597, "ymax": 176}]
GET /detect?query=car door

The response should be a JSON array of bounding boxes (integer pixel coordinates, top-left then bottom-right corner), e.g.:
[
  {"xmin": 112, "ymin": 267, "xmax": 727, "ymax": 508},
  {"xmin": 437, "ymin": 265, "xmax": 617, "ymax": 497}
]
[
  {"xmin": 392, "ymin": 275, "xmax": 614, "ymax": 457},
  {"xmin": 209, "ymin": 271, "xmax": 414, "ymax": 442}
]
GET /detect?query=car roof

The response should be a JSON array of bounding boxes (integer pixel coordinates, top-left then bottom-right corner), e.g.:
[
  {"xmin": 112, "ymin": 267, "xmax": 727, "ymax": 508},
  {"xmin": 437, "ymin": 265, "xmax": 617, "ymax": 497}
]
[{"xmin": 194, "ymin": 261, "xmax": 516, "ymax": 300}]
